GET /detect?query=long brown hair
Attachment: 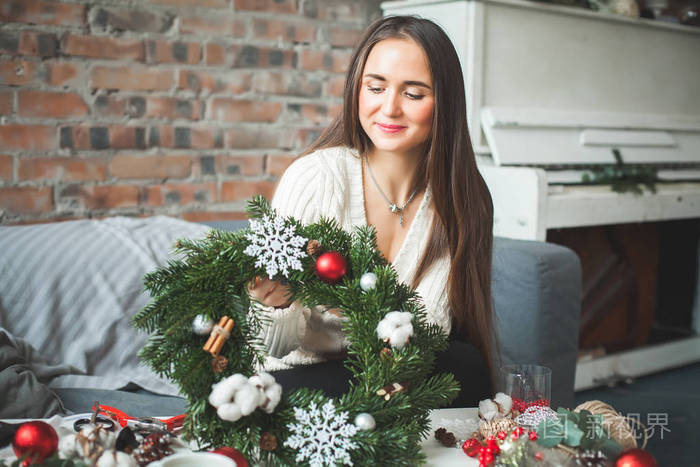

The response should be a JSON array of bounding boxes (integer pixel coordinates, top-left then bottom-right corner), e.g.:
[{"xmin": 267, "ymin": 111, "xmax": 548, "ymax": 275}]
[{"xmin": 301, "ymin": 16, "xmax": 497, "ymax": 378}]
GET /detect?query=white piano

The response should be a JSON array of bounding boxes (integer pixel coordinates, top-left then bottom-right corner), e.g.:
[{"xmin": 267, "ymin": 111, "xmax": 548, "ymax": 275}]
[{"xmin": 382, "ymin": 0, "xmax": 700, "ymax": 390}]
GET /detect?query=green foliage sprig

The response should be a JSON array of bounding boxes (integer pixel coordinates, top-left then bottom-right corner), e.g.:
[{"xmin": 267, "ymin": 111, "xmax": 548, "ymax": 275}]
[
  {"xmin": 133, "ymin": 196, "xmax": 458, "ymax": 466},
  {"xmin": 536, "ymin": 408, "xmax": 623, "ymax": 458}
]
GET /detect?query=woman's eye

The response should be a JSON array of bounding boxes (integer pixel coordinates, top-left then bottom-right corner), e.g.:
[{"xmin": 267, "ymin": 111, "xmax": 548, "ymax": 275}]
[
  {"xmin": 367, "ymin": 86, "xmax": 383, "ymax": 94},
  {"xmin": 405, "ymin": 92, "xmax": 424, "ymax": 100}
]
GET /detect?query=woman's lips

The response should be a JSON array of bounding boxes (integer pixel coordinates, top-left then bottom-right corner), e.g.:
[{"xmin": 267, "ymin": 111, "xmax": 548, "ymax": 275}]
[{"xmin": 376, "ymin": 123, "xmax": 407, "ymax": 133}]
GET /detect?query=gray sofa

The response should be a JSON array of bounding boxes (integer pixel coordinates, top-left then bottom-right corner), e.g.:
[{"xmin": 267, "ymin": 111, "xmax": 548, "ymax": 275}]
[{"xmin": 0, "ymin": 216, "xmax": 581, "ymax": 418}]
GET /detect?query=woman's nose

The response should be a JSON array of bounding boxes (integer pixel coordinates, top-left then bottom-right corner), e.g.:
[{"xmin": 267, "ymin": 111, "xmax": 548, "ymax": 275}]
[{"xmin": 381, "ymin": 90, "xmax": 401, "ymax": 117}]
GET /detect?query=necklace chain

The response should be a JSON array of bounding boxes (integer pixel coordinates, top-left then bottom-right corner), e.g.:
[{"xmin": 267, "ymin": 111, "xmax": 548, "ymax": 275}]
[{"xmin": 364, "ymin": 155, "xmax": 418, "ymax": 227}]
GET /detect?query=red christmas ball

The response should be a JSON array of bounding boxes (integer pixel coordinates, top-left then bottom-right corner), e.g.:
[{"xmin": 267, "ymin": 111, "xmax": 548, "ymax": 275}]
[
  {"xmin": 315, "ymin": 251, "xmax": 347, "ymax": 284},
  {"xmin": 211, "ymin": 446, "xmax": 249, "ymax": 467},
  {"xmin": 461, "ymin": 438, "xmax": 481, "ymax": 457},
  {"xmin": 12, "ymin": 421, "xmax": 58, "ymax": 466},
  {"xmin": 615, "ymin": 448, "xmax": 658, "ymax": 467}
]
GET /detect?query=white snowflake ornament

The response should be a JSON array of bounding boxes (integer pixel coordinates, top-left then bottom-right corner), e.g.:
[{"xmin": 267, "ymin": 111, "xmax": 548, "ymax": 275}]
[
  {"xmin": 376, "ymin": 311, "xmax": 414, "ymax": 350},
  {"xmin": 284, "ymin": 399, "xmax": 359, "ymax": 467},
  {"xmin": 243, "ymin": 214, "xmax": 307, "ymax": 278}
]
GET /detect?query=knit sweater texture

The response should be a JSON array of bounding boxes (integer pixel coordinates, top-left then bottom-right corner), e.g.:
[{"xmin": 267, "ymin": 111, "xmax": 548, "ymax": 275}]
[{"xmin": 257, "ymin": 146, "xmax": 451, "ymax": 371}]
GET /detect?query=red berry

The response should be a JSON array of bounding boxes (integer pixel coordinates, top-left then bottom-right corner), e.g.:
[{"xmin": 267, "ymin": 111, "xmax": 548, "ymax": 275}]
[
  {"xmin": 483, "ymin": 453, "xmax": 494, "ymax": 465},
  {"xmin": 487, "ymin": 443, "xmax": 500, "ymax": 455},
  {"xmin": 528, "ymin": 430, "xmax": 538, "ymax": 441},
  {"xmin": 535, "ymin": 451, "xmax": 544, "ymax": 461},
  {"xmin": 461, "ymin": 438, "xmax": 481, "ymax": 457},
  {"xmin": 496, "ymin": 430, "xmax": 507, "ymax": 440},
  {"xmin": 513, "ymin": 426, "xmax": 524, "ymax": 437}
]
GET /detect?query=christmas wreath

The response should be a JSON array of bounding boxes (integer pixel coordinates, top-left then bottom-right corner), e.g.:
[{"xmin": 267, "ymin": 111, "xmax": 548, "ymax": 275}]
[{"xmin": 133, "ymin": 196, "xmax": 459, "ymax": 466}]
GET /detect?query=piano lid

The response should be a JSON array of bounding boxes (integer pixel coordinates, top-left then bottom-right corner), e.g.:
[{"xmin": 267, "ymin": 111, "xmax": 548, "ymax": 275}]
[{"xmin": 481, "ymin": 107, "xmax": 700, "ymax": 167}]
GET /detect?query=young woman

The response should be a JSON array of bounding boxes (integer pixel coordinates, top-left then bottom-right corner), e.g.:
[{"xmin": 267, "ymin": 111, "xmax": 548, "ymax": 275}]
[{"xmin": 248, "ymin": 15, "xmax": 495, "ymax": 406}]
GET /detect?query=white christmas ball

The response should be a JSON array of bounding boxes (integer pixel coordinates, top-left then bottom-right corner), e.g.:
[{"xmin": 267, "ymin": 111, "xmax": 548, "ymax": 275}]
[
  {"xmin": 354, "ymin": 412, "xmax": 376, "ymax": 431},
  {"xmin": 192, "ymin": 314, "xmax": 215, "ymax": 335},
  {"xmin": 359, "ymin": 272, "xmax": 378, "ymax": 291}
]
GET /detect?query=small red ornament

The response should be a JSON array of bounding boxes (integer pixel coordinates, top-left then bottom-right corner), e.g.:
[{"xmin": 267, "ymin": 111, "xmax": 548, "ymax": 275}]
[
  {"xmin": 315, "ymin": 251, "xmax": 347, "ymax": 284},
  {"xmin": 528, "ymin": 430, "xmax": 538, "ymax": 441},
  {"xmin": 511, "ymin": 426, "xmax": 524, "ymax": 440},
  {"xmin": 535, "ymin": 451, "xmax": 544, "ymax": 461},
  {"xmin": 211, "ymin": 446, "xmax": 250, "ymax": 467},
  {"xmin": 615, "ymin": 448, "xmax": 658, "ymax": 467},
  {"xmin": 461, "ymin": 438, "xmax": 481, "ymax": 457},
  {"xmin": 496, "ymin": 430, "xmax": 507, "ymax": 440},
  {"xmin": 12, "ymin": 421, "xmax": 58, "ymax": 466}
]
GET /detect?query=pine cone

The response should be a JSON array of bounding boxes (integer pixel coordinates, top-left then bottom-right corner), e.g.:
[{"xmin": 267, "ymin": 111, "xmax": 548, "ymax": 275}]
[
  {"xmin": 478, "ymin": 418, "xmax": 516, "ymax": 440},
  {"xmin": 260, "ymin": 432, "xmax": 277, "ymax": 451},
  {"xmin": 379, "ymin": 347, "xmax": 393, "ymax": 361},
  {"xmin": 211, "ymin": 355, "xmax": 228, "ymax": 373},
  {"xmin": 306, "ymin": 240, "xmax": 322, "ymax": 256}
]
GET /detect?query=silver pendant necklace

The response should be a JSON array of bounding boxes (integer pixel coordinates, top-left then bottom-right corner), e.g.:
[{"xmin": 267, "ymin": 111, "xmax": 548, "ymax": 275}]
[{"xmin": 364, "ymin": 155, "xmax": 418, "ymax": 227}]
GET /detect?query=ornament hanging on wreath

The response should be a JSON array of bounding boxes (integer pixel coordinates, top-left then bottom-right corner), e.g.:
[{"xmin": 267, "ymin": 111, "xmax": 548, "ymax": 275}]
[{"xmin": 134, "ymin": 196, "xmax": 460, "ymax": 466}]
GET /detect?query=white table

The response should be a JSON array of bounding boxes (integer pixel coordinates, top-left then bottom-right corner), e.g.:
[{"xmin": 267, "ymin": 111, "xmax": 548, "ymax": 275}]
[{"xmin": 2, "ymin": 408, "xmax": 480, "ymax": 466}]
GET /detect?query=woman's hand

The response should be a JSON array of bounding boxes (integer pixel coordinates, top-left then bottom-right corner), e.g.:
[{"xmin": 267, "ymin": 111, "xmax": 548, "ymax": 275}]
[{"xmin": 247, "ymin": 276, "xmax": 293, "ymax": 308}]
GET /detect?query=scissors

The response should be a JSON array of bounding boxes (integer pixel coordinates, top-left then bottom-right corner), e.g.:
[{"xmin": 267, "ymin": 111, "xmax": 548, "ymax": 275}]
[{"xmin": 92, "ymin": 403, "xmax": 186, "ymax": 435}]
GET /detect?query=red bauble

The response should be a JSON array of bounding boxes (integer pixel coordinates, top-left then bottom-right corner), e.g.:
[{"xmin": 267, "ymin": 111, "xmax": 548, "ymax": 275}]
[
  {"xmin": 615, "ymin": 449, "xmax": 658, "ymax": 467},
  {"xmin": 12, "ymin": 421, "xmax": 58, "ymax": 466},
  {"xmin": 211, "ymin": 446, "xmax": 249, "ymax": 467},
  {"xmin": 461, "ymin": 438, "xmax": 481, "ymax": 457},
  {"xmin": 315, "ymin": 251, "xmax": 347, "ymax": 284}
]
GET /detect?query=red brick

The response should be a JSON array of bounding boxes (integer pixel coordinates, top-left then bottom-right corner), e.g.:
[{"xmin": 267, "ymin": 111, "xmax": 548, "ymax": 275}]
[
  {"xmin": 92, "ymin": 66, "xmax": 172, "ymax": 91},
  {"xmin": 145, "ymin": 97, "xmax": 203, "ymax": 120},
  {"xmin": 0, "ymin": 0, "xmax": 86, "ymax": 27},
  {"xmin": 63, "ymin": 35, "xmax": 144, "ymax": 61},
  {"xmin": 0, "ymin": 186, "xmax": 53, "ymax": 214},
  {"xmin": 63, "ymin": 126, "xmax": 146, "ymax": 150},
  {"xmin": 253, "ymin": 71, "xmax": 321, "ymax": 98},
  {"xmin": 209, "ymin": 98, "xmax": 281, "ymax": 123},
  {"xmin": 252, "ymin": 19, "xmax": 316, "ymax": 43},
  {"xmin": 147, "ymin": 0, "xmax": 229, "ymax": 7},
  {"xmin": 18, "ymin": 157, "xmax": 107, "ymax": 181},
  {"xmin": 155, "ymin": 127, "xmax": 221, "ymax": 149},
  {"xmin": 109, "ymin": 155, "xmax": 191, "ymax": 179},
  {"xmin": 296, "ymin": 128, "xmax": 323, "ymax": 149},
  {"xmin": 328, "ymin": 26, "xmax": 364, "ymax": 48},
  {"xmin": 146, "ymin": 40, "xmax": 201, "ymax": 65},
  {"xmin": 220, "ymin": 180, "xmax": 275, "ymax": 202},
  {"xmin": 325, "ymin": 76, "xmax": 346, "ymax": 98},
  {"xmin": 59, "ymin": 184, "xmax": 138, "ymax": 209},
  {"xmin": 234, "ymin": 0, "xmax": 295, "ymax": 13},
  {"xmin": 298, "ymin": 103, "xmax": 331, "ymax": 125},
  {"xmin": 18, "ymin": 91, "xmax": 88, "ymax": 118},
  {"xmin": 145, "ymin": 182, "xmax": 216, "ymax": 206},
  {"xmin": 300, "ymin": 49, "xmax": 351, "ymax": 73},
  {"xmin": 93, "ymin": 95, "xmax": 127, "ymax": 118},
  {"xmin": 232, "ymin": 45, "xmax": 295, "ymax": 69},
  {"xmin": 180, "ymin": 15, "xmax": 246, "ymax": 36},
  {"xmin": 182, "ymin": 210, "xmax": 247, "ymax": 222},
  {"xmin": 177, "ymin": 69, "xmax": 251, "ymax": 94},
  {"xmin": 328, "ymin": 103, "xmax": 342, "ymax": 119},
  {"xmin": 44, "ymin": 61, "xmax": 81, "ymax": 87},
  {"xmin": 0, "ymin": 125, "xmax": 55, "ymax": 150},
  {"xmin": 224, "ymin": 127, "xmax": 295, "ymax": 150},
  {"xmin": 0, "ymin": 92, "xmax": 12, "ymax": 115},
  {"xmin": 0, "ymin": 155, "xmax": 13, "ymax": 181},
  {"xmin": 17, "ymin": 31, "xmax": 58, "ymax": 56},
  {"xmin": 266, "ymin": 153, "xmax": 296, "ymax": 176},
  {"xmin": 205, "ymin": 43, "xmax": 226, "ymax": 65},
  {"xmin": 0, "ymin": 59, "xmax": 36, "ymax": 86},
  {"xmin": 214, "ymin": 155, "xmax": 265, "ymax": 177}
]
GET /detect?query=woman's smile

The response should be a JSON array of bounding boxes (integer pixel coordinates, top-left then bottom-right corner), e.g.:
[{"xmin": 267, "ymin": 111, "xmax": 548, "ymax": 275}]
[{"xmin": 375, "ymin": 122, "xmax": 407, "ymax": 133}]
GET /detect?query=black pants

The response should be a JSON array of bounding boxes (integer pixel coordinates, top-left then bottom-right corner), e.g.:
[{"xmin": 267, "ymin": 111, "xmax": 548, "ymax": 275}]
[{"xmin": 270, "ymin": 339, "xmax": 492, "ymax": 408}]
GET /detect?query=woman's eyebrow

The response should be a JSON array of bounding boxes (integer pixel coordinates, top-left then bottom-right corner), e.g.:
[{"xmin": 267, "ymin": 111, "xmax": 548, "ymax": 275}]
[{"xmin": 363, "ymin": 73, "xmax": 432, "ymax": 89}]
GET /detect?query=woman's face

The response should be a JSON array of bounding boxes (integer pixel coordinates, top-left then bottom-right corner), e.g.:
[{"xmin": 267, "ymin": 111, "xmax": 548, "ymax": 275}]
[{"xmin": 358, "ymin": 37, "xmax": 435, "ymax": 158}]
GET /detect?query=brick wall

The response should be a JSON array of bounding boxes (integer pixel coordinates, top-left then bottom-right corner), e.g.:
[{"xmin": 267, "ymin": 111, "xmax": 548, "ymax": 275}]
[{"xmin": 0, "ymin": 0, "xmax": 381, "ymax": 225}]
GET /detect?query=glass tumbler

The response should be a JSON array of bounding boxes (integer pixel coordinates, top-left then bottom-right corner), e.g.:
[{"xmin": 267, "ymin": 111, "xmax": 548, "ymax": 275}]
[{"xmin": 499, "ymin": 364, "xmax": 551, "ymax": 412}]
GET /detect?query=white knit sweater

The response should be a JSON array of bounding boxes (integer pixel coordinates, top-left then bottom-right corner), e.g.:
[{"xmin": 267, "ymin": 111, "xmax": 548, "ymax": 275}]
[{"xmin": 257, "ymin": 146, "xmax": 451, "ymax": 371}]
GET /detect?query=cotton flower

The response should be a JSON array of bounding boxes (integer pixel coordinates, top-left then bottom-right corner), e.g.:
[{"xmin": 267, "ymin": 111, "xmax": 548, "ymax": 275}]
[
  {"xmin": 249, "ymin": 371, "xmax": 282, "ymax": 414},
  {"xmin": 493, "ymin": 392, "xmax": 513, "ymax": 416},
  {"xmin": 478, "ymin": 398, "xmax": 499, "ymax": 421},
  {"xmin": 96, "ymin": 450, "xmax": 137, "ymax": 467},
  {"xmin": 209, "ymin": 372, "xmax": 283, "ymax": 422},
  {"xmin": 376, "ymin": 311, "xmax": 414, "ymax": 350}
]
